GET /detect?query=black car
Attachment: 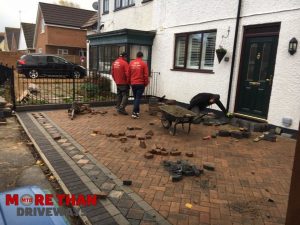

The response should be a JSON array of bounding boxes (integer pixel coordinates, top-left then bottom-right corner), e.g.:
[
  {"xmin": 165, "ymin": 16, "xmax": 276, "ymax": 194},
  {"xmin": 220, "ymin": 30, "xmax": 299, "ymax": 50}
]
[{"xmin": 17, "ymin": 54, "xmax": 86, "ymax": 79}]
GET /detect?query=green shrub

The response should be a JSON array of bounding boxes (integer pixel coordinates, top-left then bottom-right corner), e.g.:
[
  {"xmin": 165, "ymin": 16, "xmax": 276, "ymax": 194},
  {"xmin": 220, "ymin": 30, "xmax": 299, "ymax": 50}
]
[{"xmin": 80, "ymin": 76, "xmax": 111, "ymax": 98}]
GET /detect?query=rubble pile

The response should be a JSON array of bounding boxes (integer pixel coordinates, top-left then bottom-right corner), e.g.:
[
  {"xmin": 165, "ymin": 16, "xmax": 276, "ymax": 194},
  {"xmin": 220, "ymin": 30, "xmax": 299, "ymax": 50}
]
[{"xmin": 162, "ymin": 160, "xmax": 204, "ymax": 182}]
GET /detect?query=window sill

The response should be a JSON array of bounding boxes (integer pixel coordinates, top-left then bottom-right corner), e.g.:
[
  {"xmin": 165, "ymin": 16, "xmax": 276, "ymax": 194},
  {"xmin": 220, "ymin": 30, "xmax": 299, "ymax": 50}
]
[
  {"xmin": 142, "ymin": 0, "xmax": 153, "ymax": 3},
  {"xmin": 102, "ymin": 12, "xmax": 109, "ymax": 15},
  {"xmin": 114, "ymin": 4, "xmax": 135, "ymax": 12},
  {"xmin": 171, "ymin": 68, "xmax": 214, "ymax": 74}
]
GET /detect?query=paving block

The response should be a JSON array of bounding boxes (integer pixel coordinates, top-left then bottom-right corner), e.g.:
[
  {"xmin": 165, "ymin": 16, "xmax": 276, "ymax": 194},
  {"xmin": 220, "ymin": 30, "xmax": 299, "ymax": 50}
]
[
  {"xmin": 171, "ymin": 174, "xmax": 183, "ymax": 182},
  {"xmin": 170, "ymin": 151, "xmax": 181, "ymax": 156},
  {"xmin": 145, "ymin": 130, "xmax": 154, "ymax": 136},
  {"xmin": 203, "ymin": 162, "xmax": 215, "ymax": 171},
  {"xmin": 140, "ymin": 140, "xmax": 147, "ymax": 149},
  {"xmin": 77, "ymin": 159, "xmax": 89, "ymax": 165},
  {"xmin": 94, "ymin": 191, "xmax": 108, "ymax": 199},
  {"xmin": 218, "ymin": 130, "xmax": 231, "ymax": 137},
  {"xmin": 119, "ymin": 137, "xmax": 127, "ymax": 143},
  {"xmin": 108, "ymin": 190, "xmax": 124, "ymax": 199},
  {"xmin": 127, "ymin": 208, "xmax": 144, "ymax": 220},
  {"xmin": 52, "ymin": 133, "xmax": 61, "ymax": 140},
  {"xmin": 101, "ymin": 182, "xmax": 116, "ymax": 191},
  {"xmin": 202, "ymin": 136, "xmax": 211, "ymax": 140},
  {"xmin": 144, "ymin": 153, "xmax": 154, "ymax": 159},
  {"xmin": 127, "ymin": 134, "xmax": 136, "ymax": 138},
  {"xmin": 185, "ymin": 152, "xmax": 194, "ymax": 157},
  {"xmin": 123, "ymin": 180, "xmax": 132, "ymax": 186}
]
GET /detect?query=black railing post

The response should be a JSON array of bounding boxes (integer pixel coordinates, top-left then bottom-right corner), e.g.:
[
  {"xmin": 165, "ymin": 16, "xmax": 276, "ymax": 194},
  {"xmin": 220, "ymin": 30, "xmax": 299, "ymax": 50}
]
[
  {"xmin": 72, "ymin": 69, "xmax": 75, "ymax": 101},
  {"xmin": 10, "ymin": 66, "xmax": 16, "ymax": 111}
]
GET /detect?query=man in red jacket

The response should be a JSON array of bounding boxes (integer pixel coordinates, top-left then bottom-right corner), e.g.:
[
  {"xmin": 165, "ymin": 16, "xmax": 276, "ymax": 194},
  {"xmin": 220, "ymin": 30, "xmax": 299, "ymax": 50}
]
[
  {"xmin": 128, "ymin": 52, "xmax": 149, "ymax": 119},
  {"xmin": 111, "ymin": 52, "xmax": 129, "ymax": 115}
]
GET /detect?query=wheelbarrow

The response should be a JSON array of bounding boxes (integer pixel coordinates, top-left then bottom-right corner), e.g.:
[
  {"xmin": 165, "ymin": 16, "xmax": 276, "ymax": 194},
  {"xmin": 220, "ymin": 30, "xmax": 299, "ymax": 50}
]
[{"xmin": 159, "ymin": 105, "xmax": 206, "ymax": 135}]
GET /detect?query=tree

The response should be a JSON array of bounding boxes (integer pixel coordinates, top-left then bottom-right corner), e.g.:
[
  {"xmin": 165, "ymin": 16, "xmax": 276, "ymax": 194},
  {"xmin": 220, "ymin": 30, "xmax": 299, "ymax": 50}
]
[{"xmin": 56, "ymin": 0, "xmax": 80, "ymax": 8}]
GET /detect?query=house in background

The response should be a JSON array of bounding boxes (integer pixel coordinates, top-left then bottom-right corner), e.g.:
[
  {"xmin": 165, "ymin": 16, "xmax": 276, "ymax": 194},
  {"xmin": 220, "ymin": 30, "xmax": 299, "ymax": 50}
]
[
  {"xmin": 4, "ymin": 27, "xmax": 20, "ymax": 52},
  {"xmin": 18, "ymin": 22, "xmax": 36, "ymax": 53},
  {"xmin": 87, "ymin": 0, "xmax": 300, "ymax": 132},
  {"xmin": 0, "ymin": 33, "xmax": 5, "ymax": 51},
  {"xmin": 33, "ymin": 2, "xmax": 96, "ymax": 62}
]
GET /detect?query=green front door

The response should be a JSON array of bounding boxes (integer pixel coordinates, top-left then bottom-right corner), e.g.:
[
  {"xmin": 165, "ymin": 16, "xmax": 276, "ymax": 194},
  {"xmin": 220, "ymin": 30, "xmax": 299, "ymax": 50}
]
[{"xmin": 236, "ymin": 36, "xmax": 278, "ymax": 118}]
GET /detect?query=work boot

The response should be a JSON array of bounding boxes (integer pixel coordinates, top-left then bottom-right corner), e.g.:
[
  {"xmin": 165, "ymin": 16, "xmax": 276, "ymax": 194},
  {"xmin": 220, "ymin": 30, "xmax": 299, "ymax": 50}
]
[{"xmin": 118, "ymin": 108, "xmax": 128, "ymax": 115}]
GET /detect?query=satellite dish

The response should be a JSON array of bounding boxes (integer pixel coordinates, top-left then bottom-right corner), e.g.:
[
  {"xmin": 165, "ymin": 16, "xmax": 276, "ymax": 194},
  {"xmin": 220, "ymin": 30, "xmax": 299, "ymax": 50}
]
[{"xmin": 92, "ymin": 2, "xmax": 98, "ymax": 10}]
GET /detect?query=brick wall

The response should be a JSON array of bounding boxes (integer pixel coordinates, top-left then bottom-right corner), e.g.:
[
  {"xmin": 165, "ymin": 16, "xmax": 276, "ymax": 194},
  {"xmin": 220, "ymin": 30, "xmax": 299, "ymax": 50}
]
[
  {"xmin": 47, "ymin": 26, "xmax": 87, "ymax": 48},
  {"xmin": 0, "ymin": 52, "xmax": 23, "ymax": 68},
  {"xmin": 35, "ymin": 13, "xmax": 47, "ymax": 54}
]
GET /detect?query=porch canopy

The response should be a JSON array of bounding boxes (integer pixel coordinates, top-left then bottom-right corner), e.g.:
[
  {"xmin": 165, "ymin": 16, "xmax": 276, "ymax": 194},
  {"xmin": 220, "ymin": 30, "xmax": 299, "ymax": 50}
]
[
  {"xmin": 88, "ymin": 29, "xmax": 156, "ymax": 46},
  {"xmin": 87, "ymin": 29, "xmax": 156, "ymax": 72}
]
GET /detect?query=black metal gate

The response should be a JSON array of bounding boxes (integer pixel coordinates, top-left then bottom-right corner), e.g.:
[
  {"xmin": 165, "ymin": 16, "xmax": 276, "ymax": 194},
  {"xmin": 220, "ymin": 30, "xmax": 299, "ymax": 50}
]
[
  {"xmin": 12, "ymin": 69, "xmax": 159, "ymax": 110},
  {"xmin": 0, "ymin": 64, "xmax": 16, "ymax": 110}
]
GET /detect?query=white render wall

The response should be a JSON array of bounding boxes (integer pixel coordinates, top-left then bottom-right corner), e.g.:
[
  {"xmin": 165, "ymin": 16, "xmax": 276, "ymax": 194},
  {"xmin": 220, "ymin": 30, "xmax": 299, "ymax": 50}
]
[
  {"xmin": 18, "ymin": 26, "xmax": 27, "ymax": 51},
  {"xmin": 100, "ymin": 0, "xmax": 154, "ymax": 32},
  {"xmin": 98, "ymin": 0, "xmax": 300, "ymax": 130}
]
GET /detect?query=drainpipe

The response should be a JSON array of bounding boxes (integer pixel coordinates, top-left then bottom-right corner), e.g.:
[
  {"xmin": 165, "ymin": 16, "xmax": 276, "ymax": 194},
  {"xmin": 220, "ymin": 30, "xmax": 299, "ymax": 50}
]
[
  {"xmin": 226, "ymin": 0, "xmax": 242, "ymax": 111},
  {"xmin": 97, "ymin": 0, "xmax": 101, "ymax": 33}
]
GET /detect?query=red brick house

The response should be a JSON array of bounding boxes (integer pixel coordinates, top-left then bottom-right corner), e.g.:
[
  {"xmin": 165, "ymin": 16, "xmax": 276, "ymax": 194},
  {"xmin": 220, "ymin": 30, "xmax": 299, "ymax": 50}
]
[{"xmin": 33, "ymin": 2, "xmax": 96, "ymax": 60}]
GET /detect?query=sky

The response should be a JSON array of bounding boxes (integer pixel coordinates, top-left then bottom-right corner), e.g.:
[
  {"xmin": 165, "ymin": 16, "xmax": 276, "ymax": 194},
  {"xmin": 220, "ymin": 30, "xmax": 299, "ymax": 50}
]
[{"xmin": 0, "ymin": 0, "xmax": 97, "ymax": 32}]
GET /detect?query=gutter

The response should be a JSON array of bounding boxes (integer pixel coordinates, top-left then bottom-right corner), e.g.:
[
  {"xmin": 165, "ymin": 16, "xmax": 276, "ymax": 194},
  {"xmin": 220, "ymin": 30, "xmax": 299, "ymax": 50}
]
[{"xmin": 226, "ymin": 0, "xmax": 242, "ymax": 111}]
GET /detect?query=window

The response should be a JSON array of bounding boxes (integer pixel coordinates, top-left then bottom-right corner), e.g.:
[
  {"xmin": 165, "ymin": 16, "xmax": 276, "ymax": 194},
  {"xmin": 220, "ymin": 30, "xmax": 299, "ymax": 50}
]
[
  {"xmin": 174, "ymin": 31, "xmax": 216, "ymax": 71},
  {"xmin": 38, "ymin": 48, "xmax": 42, "ymax": 53},
  {"xmin": 98, "ymin": 45, "xmax": 125, "ymax": 73},
  {"xmin": 57, "ymin": 49, "xmax": 68, "ymax": 55},
  {"xmin": 41, "ymin": 18, "xmax": 45, "ymax": 33},
  {"xmin": 115, "ymin": 0, "xmax": 135, "ymax": 10},
  {"xmin": 103, "ymin": 0, "xmax": 109, "ymax": 13},
  {"xmin": 130, "ymin": 45, "xmax": 150, "ymax": 68},
  {"xmin": 79, "ymin": 49, "xmax": 87, "ymax": 57}
]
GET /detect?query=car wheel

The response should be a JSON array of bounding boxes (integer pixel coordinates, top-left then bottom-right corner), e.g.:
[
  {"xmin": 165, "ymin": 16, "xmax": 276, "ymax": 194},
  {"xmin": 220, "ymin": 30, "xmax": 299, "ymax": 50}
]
[
  {"xmin": 73, "ymin": 71, "xmax": 81, "ymax": 79},
  {"xmin": 28, "ymin": 69, "xmax": 39, "ymax": 79}
]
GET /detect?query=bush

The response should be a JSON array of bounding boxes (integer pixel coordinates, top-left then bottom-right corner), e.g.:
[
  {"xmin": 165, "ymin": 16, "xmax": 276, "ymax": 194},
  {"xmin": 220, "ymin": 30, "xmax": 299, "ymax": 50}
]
[{"xmin": 80, "ymin": 76, "xmax": 111, "ymax": 98}]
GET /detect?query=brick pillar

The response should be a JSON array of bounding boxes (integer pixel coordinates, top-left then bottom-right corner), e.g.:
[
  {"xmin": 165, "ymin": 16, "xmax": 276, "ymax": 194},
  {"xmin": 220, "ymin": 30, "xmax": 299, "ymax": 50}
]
[{"xmin": 285, "ymin": 122, "xmax": 300, "ymax": 225}]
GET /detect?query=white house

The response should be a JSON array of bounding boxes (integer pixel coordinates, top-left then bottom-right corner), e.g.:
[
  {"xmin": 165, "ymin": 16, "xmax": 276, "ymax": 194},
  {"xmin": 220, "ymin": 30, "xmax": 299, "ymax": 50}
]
[{"xmin": 87, "ymin": 0, "xmax": 300, "ymax": 131}]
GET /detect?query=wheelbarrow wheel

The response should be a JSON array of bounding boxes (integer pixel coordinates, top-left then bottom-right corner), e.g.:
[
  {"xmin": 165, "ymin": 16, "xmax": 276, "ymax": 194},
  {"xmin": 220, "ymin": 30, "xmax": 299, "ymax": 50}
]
[{"xmin": 161, "ymin": 118, "xmax": 172, "ymax": 129}]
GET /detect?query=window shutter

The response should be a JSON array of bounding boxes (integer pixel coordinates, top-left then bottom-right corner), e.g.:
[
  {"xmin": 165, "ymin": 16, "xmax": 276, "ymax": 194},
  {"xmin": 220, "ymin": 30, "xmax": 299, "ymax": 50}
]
[
  {"xmin": 201, "ymin": 32, "xmax": 216, "ymax": 69},
  {"xmin": 175, "ymin": 36, "xmax": 186, "ymax": 67},
  {"xmin": 187, "ymin": 34, "xmax": 201, "ymax": 69}
]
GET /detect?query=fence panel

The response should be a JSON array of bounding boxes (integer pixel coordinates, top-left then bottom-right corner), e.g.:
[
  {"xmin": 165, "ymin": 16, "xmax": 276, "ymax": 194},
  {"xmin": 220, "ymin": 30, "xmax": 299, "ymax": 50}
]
[{"xmin": 14, "ymin": 69, "xmax": 159, "ymax": 107}]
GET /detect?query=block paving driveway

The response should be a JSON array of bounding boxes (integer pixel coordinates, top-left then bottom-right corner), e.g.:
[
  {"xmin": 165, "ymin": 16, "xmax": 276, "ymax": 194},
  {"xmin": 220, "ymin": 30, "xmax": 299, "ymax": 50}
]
[{"xmin": 44, "ymin": 105, "xmax": 296, "ymax": 225}]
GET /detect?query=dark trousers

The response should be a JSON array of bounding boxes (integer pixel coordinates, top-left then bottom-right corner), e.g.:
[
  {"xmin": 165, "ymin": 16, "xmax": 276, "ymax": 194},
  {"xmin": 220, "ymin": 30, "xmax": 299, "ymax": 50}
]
[
  {"xmin": 132, "ymin": 84, "xmax": 145, "ymax": 113},
  {"xmin": 116, "ymin": 84, "xmax": 129, "ymax": 110}
]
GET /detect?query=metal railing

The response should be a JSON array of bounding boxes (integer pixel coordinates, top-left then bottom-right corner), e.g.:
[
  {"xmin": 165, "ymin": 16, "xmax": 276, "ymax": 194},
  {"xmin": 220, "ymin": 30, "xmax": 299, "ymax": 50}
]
[
  {"xmin": 0, "ymin": 64, "xmax": 15, "ymax": 109},
  {"xmin": 13, "ymin": 69, "xmax": 159, "ymax": 107}
]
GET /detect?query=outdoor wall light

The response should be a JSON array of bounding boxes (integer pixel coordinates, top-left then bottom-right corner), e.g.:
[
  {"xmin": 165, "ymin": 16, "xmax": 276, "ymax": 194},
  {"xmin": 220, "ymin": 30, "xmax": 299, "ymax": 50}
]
[{"xmin": 288, "ymin": 37, "xmax": 298, "ymax": 55}]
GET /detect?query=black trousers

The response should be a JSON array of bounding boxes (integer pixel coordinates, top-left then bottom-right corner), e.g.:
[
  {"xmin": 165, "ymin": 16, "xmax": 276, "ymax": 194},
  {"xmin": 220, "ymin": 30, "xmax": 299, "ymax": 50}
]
[{"xmin": 116, "ymin": 84, "xmax": 129, "ymax": 110}]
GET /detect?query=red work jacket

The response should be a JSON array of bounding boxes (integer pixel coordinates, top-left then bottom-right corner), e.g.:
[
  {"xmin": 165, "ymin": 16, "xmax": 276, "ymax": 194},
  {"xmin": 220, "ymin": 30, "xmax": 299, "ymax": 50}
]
[
  {"xmin": 128, "ymin": 58, "xmax": 149, "ymax": 86},
  {"xmin": 111, "ymin": 57, "xmax": 129, "ymax": 85}
]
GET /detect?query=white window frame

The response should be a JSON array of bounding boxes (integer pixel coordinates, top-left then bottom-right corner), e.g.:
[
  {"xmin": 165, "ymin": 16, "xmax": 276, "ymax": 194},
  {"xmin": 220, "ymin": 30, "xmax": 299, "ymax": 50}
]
[
  {"xmin": 57, "ymin": 49, "xmax": 68, "ymax": 55},
  {"xmin": 103, "ymin": 0, "xmax": 109, "ymax": 13},
  {"xmin": 115, "ymin": 0, "xmax": 135, "ymax": 10},
  {"xmin": 174, "ymin": 30, "xmax": 217, "ymax": 71}
]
